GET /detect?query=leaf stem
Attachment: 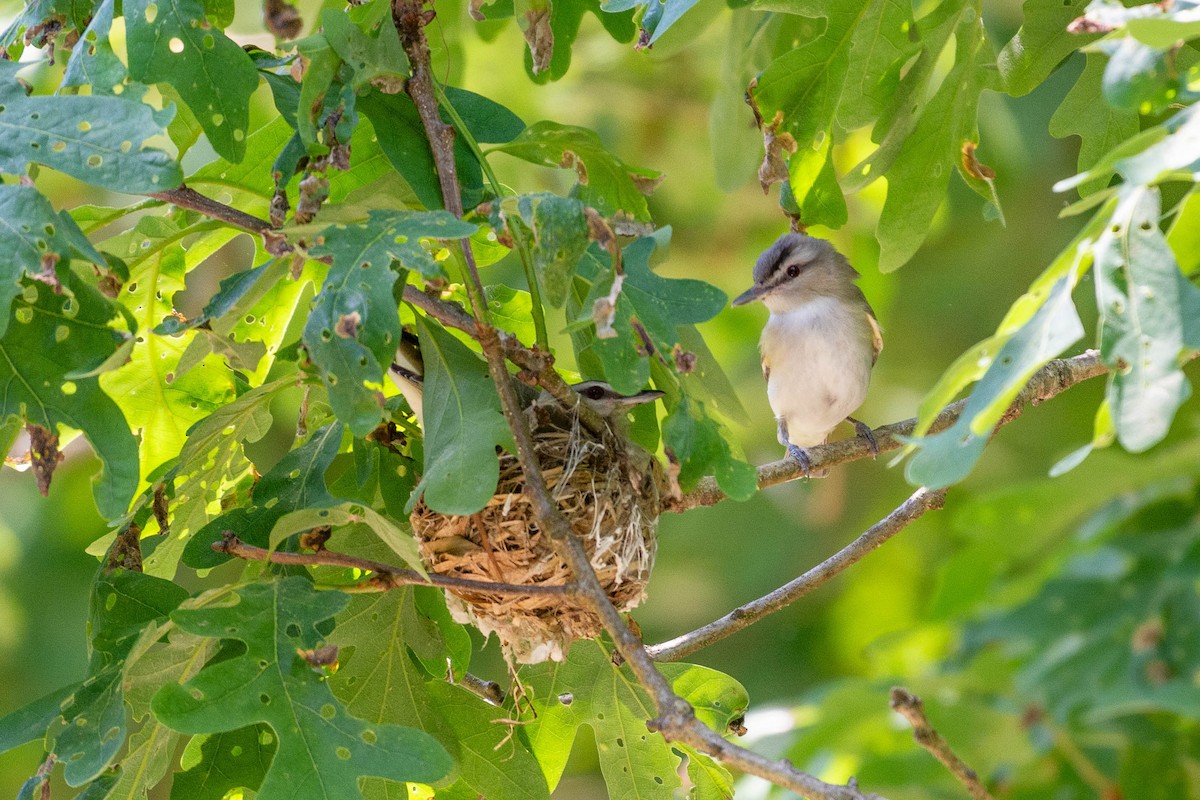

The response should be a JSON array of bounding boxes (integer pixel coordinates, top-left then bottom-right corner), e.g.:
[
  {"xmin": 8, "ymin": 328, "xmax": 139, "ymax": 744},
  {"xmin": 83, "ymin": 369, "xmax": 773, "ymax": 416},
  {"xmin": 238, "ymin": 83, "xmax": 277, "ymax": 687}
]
[{"xmin": 432, "ymin": 81, "xmax": 551, "ymax": 351}]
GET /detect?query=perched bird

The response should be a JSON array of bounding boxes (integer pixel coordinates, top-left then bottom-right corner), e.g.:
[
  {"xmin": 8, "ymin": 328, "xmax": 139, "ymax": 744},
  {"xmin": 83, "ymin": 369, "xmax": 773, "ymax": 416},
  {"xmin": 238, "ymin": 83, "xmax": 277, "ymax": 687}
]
[
  {"xmin": 731, "ymin": 233, "xmax": 882, "ymax": 476},
  {"xmin": 387, "ymin": 332, "xmax": 663, "ymax": 430}
]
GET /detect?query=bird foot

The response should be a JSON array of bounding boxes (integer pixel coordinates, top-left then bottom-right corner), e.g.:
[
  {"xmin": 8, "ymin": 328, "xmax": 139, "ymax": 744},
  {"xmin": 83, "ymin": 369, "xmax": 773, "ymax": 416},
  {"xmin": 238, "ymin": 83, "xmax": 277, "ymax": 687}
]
[
  {"xmin": 786, "ymin": 444, "xmax": 817, "ymax": 478},
  {"xmin": 848, "ymin": 417, "xmax": 879, "ymax": 457}
]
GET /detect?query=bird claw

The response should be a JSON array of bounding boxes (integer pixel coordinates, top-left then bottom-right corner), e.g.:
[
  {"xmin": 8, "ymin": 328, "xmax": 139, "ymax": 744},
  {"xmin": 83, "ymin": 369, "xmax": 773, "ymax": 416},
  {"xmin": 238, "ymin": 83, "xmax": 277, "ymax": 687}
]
[
  {"xmin": 786, "ymin": 443, "xmax": 815, "ymax": 477},
  {"xmin": 848, "ymin": 417, "xmax": 879, "ymax": 457}
]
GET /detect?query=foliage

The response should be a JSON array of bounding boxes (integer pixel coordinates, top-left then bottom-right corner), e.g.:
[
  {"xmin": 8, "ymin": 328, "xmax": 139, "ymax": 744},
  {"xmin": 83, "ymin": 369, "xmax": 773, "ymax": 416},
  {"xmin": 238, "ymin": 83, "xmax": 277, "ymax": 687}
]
[{"xmin": 0, "ymin": 0, "xmax": 1198, "ymax": 798}]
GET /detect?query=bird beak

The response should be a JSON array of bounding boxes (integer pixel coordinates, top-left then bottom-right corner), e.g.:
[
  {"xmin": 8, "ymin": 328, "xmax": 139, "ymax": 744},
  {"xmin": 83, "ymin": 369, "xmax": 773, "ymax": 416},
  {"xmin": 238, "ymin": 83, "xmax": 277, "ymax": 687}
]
[
  {"xmin": 615, "ymin": 389, "xmax": 665, "ymax": 411},
  {"xmin": 731, "ymin": 285, "xmax": 763, "ymax": 307}
]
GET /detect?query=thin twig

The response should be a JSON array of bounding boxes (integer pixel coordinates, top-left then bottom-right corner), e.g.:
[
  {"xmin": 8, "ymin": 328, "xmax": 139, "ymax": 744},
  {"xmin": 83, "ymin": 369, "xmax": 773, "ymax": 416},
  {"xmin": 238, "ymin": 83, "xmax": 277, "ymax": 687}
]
[
  {"xmin": 890, "ymin": 688, "xmax": 994, "ymax": 800},
  {"xmin": 672, "ymin": 350, "xmax": 1109, "ymax": 511},
  {"xmin": 647, "ymin": 488, "xmax": 946, "ymax": 662},
  {"xmin": 458, "ymin": 672, "xmax": 505, "ymax": 706},
  {"xmin": 392, "ymin": 4, "xmax": 881, "ymax": 799},
  {"xmin": 212, "ymin": 532, "xmax": 575, "ymax": 598},
  {"xmin": 149, "ymin": 186, "xmax": 274, "ymax": 233}
]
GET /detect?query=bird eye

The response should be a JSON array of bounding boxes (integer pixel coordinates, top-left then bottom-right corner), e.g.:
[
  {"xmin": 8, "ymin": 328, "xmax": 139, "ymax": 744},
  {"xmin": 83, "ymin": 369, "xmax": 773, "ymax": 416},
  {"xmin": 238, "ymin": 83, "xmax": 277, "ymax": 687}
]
[
  {"xmin": 786, "ymin": 264, "xmax": 801, "ymax": 278},
  {"xmin": 585, "ymin": 386, "xmax": 606, "ymax": 400}
]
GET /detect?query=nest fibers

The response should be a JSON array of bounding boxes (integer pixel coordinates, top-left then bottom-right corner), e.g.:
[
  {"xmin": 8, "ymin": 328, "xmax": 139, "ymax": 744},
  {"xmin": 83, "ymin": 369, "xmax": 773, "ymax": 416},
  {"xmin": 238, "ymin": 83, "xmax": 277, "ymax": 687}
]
[{"xmin": 410, "ymin": 411, "xmax": 661, "ymax": 663}]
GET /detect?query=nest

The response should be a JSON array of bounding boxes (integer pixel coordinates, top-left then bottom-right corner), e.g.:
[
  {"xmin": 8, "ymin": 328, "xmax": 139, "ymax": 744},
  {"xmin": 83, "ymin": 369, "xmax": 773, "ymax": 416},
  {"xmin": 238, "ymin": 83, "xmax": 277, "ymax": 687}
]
[{"xmin": 410, "ymin": 413, "xmax": 661, "ymax": 663}]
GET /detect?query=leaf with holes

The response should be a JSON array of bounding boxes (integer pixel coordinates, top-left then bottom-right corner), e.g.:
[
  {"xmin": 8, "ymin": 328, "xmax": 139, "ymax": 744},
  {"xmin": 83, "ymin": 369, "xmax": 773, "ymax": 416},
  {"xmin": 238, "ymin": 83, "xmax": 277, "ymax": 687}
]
[
  {"xmin": 149, "ymin": 379, "xmax": 284, "ymax": 578},
  {"xmin": 520, "ymin": 641, "xmax": 746, "ymax": 797},
  {"xmin": 49, "ymin": 570, "xmax": 190, "ymax": 786},
  {"xmin": 0, "ymin": 62, "xmax": 180, "ymax": 193},
  {"xmin": 182, "ymin": 423, "xmax": 344, "ymax": 569},
  {"xmin": 106, "ymin": 629, "xmax": 215, "ymax": 800},
  {"xmin": 495, "ymin": 122, "xmax": 659, "ymax": 222},
  {"xmin": 1093, "ymin": 187, "xmax": 1200, "ymax": 452},
  {"xmin": 170, "ymin": 724, "xmax": 276, "ymax": 800},
  {"xmin": 0, "ymin": 276, "xmax": 137, "ymax": 519},
  {"xmin": 505, "ymin": 193, "xmax": 589, "ymax": 307},
  {"xmin": 0, "ymin": 184, "xmax": 105, "ymax": 337},
  {"xmin": 124, "ymin": 0, "xmax": 259, "ymax": 163},
  {"xmin": 304, "ymin": 211, "xmax": 476, "ymax": 435},
  {"xmin": 151, "ymin": 578, "xmax": 454, "ymax": 800},
  {"xmin": 99, "ymin": 217, "xmax": 236, "ymax": 485},
  {"xmin": 414, "ymin": 316, "xmax": 513, "ymax": 515},
  {"xmin": 62, "ymin": 0, "xmax": 141, "ymax": 98},
  {"xmin": 330, "ymin": 587, "xmax": 538, "ymax": 800}
]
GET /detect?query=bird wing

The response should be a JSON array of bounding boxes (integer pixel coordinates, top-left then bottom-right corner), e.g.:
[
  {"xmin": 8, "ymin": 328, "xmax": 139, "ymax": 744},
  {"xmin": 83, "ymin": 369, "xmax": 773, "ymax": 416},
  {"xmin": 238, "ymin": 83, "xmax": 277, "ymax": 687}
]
[
  {"xmin": 866, "ymin": 310, "xmax": 883, "ymax": 365},
  {"xmin": 761, "ymin": 357, "xmax": 771, "ymax": 384}
]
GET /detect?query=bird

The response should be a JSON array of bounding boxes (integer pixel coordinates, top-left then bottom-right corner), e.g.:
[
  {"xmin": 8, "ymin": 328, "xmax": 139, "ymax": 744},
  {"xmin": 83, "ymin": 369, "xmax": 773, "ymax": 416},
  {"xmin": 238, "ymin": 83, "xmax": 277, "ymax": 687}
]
[
  {"xmin": 731, "ymin": 233, "xmax": 882, "ymax": 476},
  {"xmin": 387, "ymin": 331, "xmax": 664, "ymax": 431}
]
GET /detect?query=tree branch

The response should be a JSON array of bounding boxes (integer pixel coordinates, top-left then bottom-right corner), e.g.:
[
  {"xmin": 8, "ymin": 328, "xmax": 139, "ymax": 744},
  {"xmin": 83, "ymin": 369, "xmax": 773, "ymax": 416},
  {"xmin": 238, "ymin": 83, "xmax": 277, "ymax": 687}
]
[
  {"xmin": 890, "ymin": 688, "xmax": 994, "ymax": 800},
  {"xmin": 211, "ymin": 532, "xmax": 575, "ymax": 598},
  {"xmin": 671, "ymin": 350, "xmax": 1109, "ymax": 511},
  {"xmin": 149, "ymin": 186, "xmax": 274, "ymax": 234},
  {"xmin": 391, "ymin": 5, "xmax": 879, "ymax": 798},
  {"xmin": 647, "ymin": 487, "xmax": 946, "ymax": 662}
]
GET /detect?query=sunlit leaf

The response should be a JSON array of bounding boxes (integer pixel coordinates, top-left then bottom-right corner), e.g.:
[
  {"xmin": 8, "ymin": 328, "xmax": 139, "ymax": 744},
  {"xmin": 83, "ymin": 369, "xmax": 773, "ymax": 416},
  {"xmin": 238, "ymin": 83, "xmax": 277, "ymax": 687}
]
[
  {"xmin": 125, "ymin": 0, "xmax": 259, "ymax": 162},
  {"xmin": 1092, "ymin": 187, "xmax": 1200, "ymax": 451}
]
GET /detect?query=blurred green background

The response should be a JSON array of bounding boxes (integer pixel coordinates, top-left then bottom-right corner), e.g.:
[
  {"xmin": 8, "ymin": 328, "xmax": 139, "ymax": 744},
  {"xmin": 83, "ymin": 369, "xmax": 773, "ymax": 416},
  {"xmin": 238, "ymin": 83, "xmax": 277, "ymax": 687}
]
[{"xmin": 2, "ymin": 0, "xmax": 1198, "ymax": 796}]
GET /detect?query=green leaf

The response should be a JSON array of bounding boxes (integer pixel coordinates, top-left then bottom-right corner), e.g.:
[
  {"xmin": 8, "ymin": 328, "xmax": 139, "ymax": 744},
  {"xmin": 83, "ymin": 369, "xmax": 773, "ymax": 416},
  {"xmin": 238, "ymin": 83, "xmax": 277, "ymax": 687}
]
[
  {"xmin": 0, "ymin": 277, "xmax": 137, "ymax": 519},
  {"xmin": 321, "ymin": 8, "xmax": 409, "ymax": 92},
  {"xmin": 998, "ymin": 0, "xmax": 1099, "ymax": 96},
  {"xmin": 663, "ymin": 398, "xmax": 756, "ymax": 501},
  {"xmin": 183, "ymin": 423, "xmax": 344, "ymax": 569},
  {"xmin": 494, "ymin": 122, "xmax": 658, "ymax": 221},
  {"xmin": 1092, "ymin": 187, "xmax": 1200, "ymax": 452},
  {"xmin": 170, "ymin": 725, "xmax": 276, "ymax": 800},
  {"xmin": 602, "ymin": 0, "xmax": 700, "ymax": 45},
  {"xmin": 751, "ymin": 1, "xmax": 867, "ymax": 154},
  {"xmin": 571, "ymin": 238, "xmax": 726, "ymax": 395},
  {"xmin": 151, "ymin": 578, "xmax": 454, "ymax": 800},
  {"xmin": 0, "ymin": 683, "xmax": 78, "ymax": 753},
  {"xmin": 0, "ymin": 62, "xmax": 181, "ymax": 193},
  {"xmin": 961, "ymin": 487, "xmax": 1200, "ymax": 721},
  {"xmin": 506, "ymin": 193, "xmax": 589, "ymax": 307},
  {"xmin": 875, "ymin": 13, "xmax": 990, "ymax": 272},
  {"xmin": 155, "ymin": 379, "xmax": 284, "ymax": 577},
  {"xmin": 125, "ymin": 0, "xmax": 260, "ymax": 162},
  {"xmin": 53, "ymin": 571, "xmax": 189, "ymax": 786},
  {"xmin": 1095, "ymin": 36, "xmax": 1198, "ymax": 115},
  {"xmin": 99, "ymin": 218, "xmax": 237, "ymax": 485},
  {"xmin": 62, "ymin": 0, "xmax": 139, "ymax": 98},
  {"xmin": 442, "ymin": 86, "xmax": 527, "ymax": 145},
  {"xmin": 520, "ymin": 640, "xmax": 681, "ymax": 796},
  {"xmin": 906, "ymin": 268, "xmax": 1085, "ymax": 489},
  {"xmin": 516, "ymin": 0, "xmax": 636, "ymax": 83},
  {"xmin": 305, "ymin": 211, "xmax": 476, "ymax": 435},
  {"xmin": 1049, "ymin": 53, "xmax": 1140, "ymax": 197},
  {"xmin": 0, "ymin": 0, "xmax": 96, "ymax": 49},
  {"xmin": 484, "ymin": 284, "xmax": 537, "ymax": 343},
  {"xmin": 1167, "ymin": 186, "xmax": 1200, "ymax": 276},
  {"xmin": 427, "ymin": 681, "xmax": 549, "ymax": 800},
  {"xmin": 0, "ymin": 184, "xmax": 104, "ymax": 337},
  {"xmin": 413, "ymin": 316, "xmax": 512, "ymax": 515},
  {"xmin": 107, "ymin": 630, "xmax": 214, "ymax": 800}
]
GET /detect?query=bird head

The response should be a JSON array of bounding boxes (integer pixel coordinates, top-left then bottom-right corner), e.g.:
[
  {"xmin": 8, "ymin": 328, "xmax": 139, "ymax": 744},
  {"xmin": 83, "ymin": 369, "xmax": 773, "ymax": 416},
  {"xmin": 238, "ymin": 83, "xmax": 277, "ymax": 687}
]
[
  {"xmin": 731, "ymin": 233, "xmax": 860, "ymax": 314},
  {"xmin": 572, "ymin": 380, "xmax": 665, "ymax": 418}
]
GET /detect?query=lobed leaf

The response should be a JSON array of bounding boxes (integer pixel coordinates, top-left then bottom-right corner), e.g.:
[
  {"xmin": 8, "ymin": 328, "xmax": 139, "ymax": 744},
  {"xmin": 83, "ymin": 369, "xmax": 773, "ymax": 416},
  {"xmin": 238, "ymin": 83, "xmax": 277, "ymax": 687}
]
[
  {"xmin": 151, "ymin": 578, "xmax": 455, "ymax": 800},
  {"xmin": 304, "ymin": 210, "xmax": 476, "ymax": 435},
  {"xmin": 125, "ymin": 0, "xmax": 260, "ymax": 163}
]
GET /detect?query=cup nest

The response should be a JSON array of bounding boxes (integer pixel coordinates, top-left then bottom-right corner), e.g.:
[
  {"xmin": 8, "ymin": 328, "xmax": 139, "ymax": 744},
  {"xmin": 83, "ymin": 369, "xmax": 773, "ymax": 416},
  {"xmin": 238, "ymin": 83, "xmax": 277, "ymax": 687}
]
[{"xmin": 409, "ymin": 415, "xmax": 661, "ymax": 663}]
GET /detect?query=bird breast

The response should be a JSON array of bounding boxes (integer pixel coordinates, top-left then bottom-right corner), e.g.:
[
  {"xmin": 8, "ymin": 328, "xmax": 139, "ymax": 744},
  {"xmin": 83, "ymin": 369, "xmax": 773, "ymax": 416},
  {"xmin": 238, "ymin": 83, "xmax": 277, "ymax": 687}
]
[{"xmin": 760, "ymin": 297, "xmax": 874, "ymax": 447}]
